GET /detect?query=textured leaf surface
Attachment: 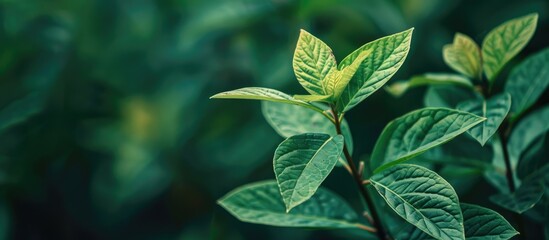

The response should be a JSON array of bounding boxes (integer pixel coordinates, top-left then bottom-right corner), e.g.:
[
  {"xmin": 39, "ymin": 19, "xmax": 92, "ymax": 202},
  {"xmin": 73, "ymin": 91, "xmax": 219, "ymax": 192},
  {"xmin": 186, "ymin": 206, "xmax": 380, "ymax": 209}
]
[
  {"xmin": 386, "ymin": 73, "xmax": 473, "ymax": 97},
  {"xmin": 507, "ymin": 105, "xmax": 549, "ymax": 166},
  {"xmin": 371, "ymin": 108, "xmax": 485, "ymax": 172},
  {"xmin": 461, "ymin": 203, "xmax": 518, "ymax": 240},
  {"xmin": 457, "ymin": 93, "xmax": 511, "ymax": 146},
  {"xmin": 505, "ymin": 47, "xmax": 549, "ymax": 117},
  {"xmin": 443, "ymin": 33, "xmax": 482, "ymax": 79},
  {"xmin": 336, "ymin": 28, "xmax": 413, "ymax": 112},
  {"xmin": 323, "ymin": 50, "xmax": 371, "ymax": 100},
  {"xmin": 218, "ymin": 180, "xmax": 361, "ymax": 228},
  {"xmin": 262, "ymin": 102, "xmax": 354, "ymax": 154},
  {"xmin": 370, "ymin": 164, "xmax": 464, "ymax": 240},
  {"xmin": 210, "ymin": 87, "xmax": 324, "ymax": 113},
  {"xmin": 274, "ymin": 133, "xmax": 344, "ymax": 211},
  {"xmin": 482, "ymin": 13, "xmax": 538, "ymax": 81},
  {"xmin": 490, "ymin": 179, "xmax": 544, "ymax": 213},
  {"xmin": 293, "ymin": 29, "xmax": 336, "ymax": 95}
]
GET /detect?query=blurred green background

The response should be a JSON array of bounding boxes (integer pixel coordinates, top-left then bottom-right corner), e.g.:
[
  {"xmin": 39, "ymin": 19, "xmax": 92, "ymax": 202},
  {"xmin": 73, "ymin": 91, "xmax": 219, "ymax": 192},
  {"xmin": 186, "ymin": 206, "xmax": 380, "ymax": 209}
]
[{"xmin": 0, "ymin": 0, "xmax": 548, "ymax": 239}]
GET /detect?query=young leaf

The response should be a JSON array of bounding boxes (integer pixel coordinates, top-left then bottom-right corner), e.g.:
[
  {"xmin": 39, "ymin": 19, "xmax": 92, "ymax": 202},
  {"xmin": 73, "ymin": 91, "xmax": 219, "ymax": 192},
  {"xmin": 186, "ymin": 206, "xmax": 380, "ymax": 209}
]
[
  {"xmin": 507, "ymin": 105, "xmax": 549, "ymax": 166},
  {"xmin": 336, "ymin": 28, "xmax": 413, "ymax": 112},
  {"xmin": 457, "ymin": 93, "xmax": 511, "ymax": 146},
  {"xmin": 274, "ymin": 133, "xmax": 344, "ymax": 212},
  {"xmin": 461, "ymin": 203, "xmax": 518, "ymax": 240},
  {"xmin": 370, "ymin": 164, "xmax": 465, "ymax": 240},
  {"xmin": 323, "ymin": 49, "xmax": 372, "ymax": 101},
  {"xmin": 371, "ymin": 108, "xmax": 485, "ymax": 173},
  {"xmin": 386, "ymin": 73, "xmax": 474, "ymax": 97},
  {"xmin": 490, "ymin": 179, "xmax": 544, "ymax": 214},
  {"xmin": 293, "ymin": 29, "xmax": 337, "ymax": 96},
  {"xmin": 262, "ymin": 101, "xmax": 354, "ymax": 154},
  {"xmin": 482, "ymin": 13, "xmax": 538, "ymax": 81},
  {"xmin": 443, "ymin": 33, "xmax": 482, "ymax": 79},
  {"xmin": 210, "ymin": 87, "xmax": 325, "ymax": 113},
  {"xmin": 505, "ymin": 47, "xmax": 549, "ymax": 117},
  {"xmin": 218, "ymin": 180, "xmax": 362, "ymax": 229}
]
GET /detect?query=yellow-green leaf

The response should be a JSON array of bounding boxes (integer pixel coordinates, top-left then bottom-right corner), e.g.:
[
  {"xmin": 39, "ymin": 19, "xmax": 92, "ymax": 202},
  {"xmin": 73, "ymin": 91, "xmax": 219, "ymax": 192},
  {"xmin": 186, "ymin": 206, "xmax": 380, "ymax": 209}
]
[{"xmin": 443, "ymin": 33, "xmax": 482, "ymax": 79}]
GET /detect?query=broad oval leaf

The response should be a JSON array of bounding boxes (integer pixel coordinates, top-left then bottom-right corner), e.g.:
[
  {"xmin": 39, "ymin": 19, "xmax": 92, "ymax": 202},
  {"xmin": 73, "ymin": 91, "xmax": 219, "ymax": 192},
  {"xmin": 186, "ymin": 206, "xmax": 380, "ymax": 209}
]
[
  {"xmin": 505, "ymin": 47, "xmax": 549, "ymax": 117},
  {"xmin": 490, "ymin": 179, "xmax": 544, "ymax": 214},
  {"xmin": 461, "ymin": 203, "xmax": 518, "ymax": 240},
  {"xmin": 482, "ymin": 13, "xmax": 538, "ymax": 81},
  {"xmin": 336, "ymin": 28, "xmax": 413, "ymax": 112},
  {"xmin": 443, "ymin": 33, "xmax": 482, "ymax": 79},
  {"xmin": 371, "ymin": 108, "xmax": 485, "ymax": 173},
  {"xmin": 508, "ymin": 105, "xmax": 549, "ymax": 166},
  {"xmin": 274, "ymin": 133, "xmax": 344, "ymax": 211},
  {"xmin": 218, "ymin": 180, "xmax": 362, "ymax": 229},
  {"xmin": 262, "ymin": 101, "xmax": 354, "ymax": 154},
  {"xmin": 370, "ymin": 164, "xmax": 464, "ymax": 240},
  {"xmin": 457, "ymin": 93, "xmax": 511, "ymax": 146},
  {"xmin": 293, "ymin": 29, "xmax": 336, "ymax": 96},
  {"xmin": 386, "ymin": 73, "xmax": 473, "ymax": 97},
  {"xmin": 210, "ymin": 87, "xmax": 325, "ymax": 113}
]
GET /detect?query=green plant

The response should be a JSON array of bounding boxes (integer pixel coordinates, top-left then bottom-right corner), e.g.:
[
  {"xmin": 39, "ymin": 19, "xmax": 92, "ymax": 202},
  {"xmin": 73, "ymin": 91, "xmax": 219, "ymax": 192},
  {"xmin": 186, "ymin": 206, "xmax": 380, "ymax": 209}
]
[
  {"xmin": 388, "ymin": 13, "xmax": 549, "ymax": 239},
  {"xmin": 211, "ymin": 27, "xmax": 520, "ymax": 240}
]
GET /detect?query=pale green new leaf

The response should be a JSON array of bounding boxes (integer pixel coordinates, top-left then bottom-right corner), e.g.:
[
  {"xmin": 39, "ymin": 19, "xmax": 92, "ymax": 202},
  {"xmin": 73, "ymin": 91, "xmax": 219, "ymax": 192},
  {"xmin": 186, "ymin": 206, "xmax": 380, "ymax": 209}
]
[
  {"xmin": 461, "ymin": 203, "xmax": 518, "ymax": 240},
  {"xmin": 336, "ymin": 28, "xmax": 413, "ymax": 112},
  {"xmin": 371, "ymin": 108, "xmax": 485, "ymax": 173},
  {"xmin": 490, "ymin": 179, "xmax": 544, "ymax": 213},
  {"xmin": 443, "ymin": 33, "xmax": 482, "ymax": 79},
  {"xmin": 218, "ymin": 180, "xmax": 362, "ymax": 228},
  {"xmin": 274, "ymin": 133, "xmax": 344, "ymax": 212},
  {"xmin": 370, "ymin": 164, "xmax": 464, "ymax": 240},
  {"xmin": 323, "ymin": 49, "xmax": 372, "ymax": 100},
  {"xmin": 210, "ymin": 87, "xmax": 325, "ymax": 113},
  {"xmin": 482, "ymin": 13, "xmax": 538, "ymax": 81},
  {"xmin": 386, "ymin": 73, "xmax": 473, "ymax": 97},
  {"xmin": 505, "ymin": 47, "xmax": 549, "ymax": 117},
  {"xmin": 293, "ymin": 29, "xmax": 337, "ymax": 95},
  {"xmin": 457, "ymin": 93, "xmax": 511, "ymax": 146},
  {"xmin": 507, "ymin": 105, "xmax": 549, "ymax": 166}
]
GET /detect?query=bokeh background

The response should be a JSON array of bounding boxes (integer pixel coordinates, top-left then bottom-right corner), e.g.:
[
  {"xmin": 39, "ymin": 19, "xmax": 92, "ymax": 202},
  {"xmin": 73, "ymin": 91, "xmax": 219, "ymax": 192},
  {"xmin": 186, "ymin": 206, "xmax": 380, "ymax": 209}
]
[{"xmin": 0, "ymin": 0, "xmax": 548, "ymax": 239}]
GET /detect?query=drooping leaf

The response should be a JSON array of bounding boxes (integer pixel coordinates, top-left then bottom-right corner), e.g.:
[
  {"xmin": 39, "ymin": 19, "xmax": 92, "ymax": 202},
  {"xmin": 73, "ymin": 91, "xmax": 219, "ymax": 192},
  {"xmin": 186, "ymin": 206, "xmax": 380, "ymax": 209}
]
[
  {"xmin": 273, "ymin": 133, "xmax": 344, "ymax": 211},
  {"xmin": 210, "ymin": 87, "xmax": 325, "ymax": 113},
  {"xmin": 482, "ymin": 13, "xmax": 538, "ymax": 81},
  {"xmin": 507, "ymin": 105, "xmax": 549, "ymax": 166},
  {"xmin": 490, "ymin": 179, "xmax": 544, "ymax": 214},
  {"xmin": 505, "ymin": 47, "xmax": 549, "ymax": 117},
  {"xmin": 293, "ymin": 29, "xmax": 337, "ymax": 96},
  {"xmin": 261, "ymin": 101, "xmax": 354, "ymax": 154},
  {"xmin": 218, "ymin": 180, "xmax": 362, "ymax": 229},
  {"xmin": 461, "ymin": 203, "xmax": 518, "ymax": 240},
  {"xmin": 336, "ymin": 28, "xmax": 413, "ymax": 112},
  {"xmin": 457, "ymin": 93, "xmax": 511, "ymax": 146},
  {"xmin": 371, "ymin": 108, "xmax": 485, "ymax": 173},
  {"xmin": 370, "ymin": 164, "xmax": 464, "ymax": 240},
  {"xmin": 443, "ymin": 33, "xmax": 482, "ymax": 79},
  {"xmin": 386, "ymin": 73, "xmax": 473, "ymax": 97},
  {"xmin": 424, "ymin": 85, "xmax": 480, "ymax": 108}
]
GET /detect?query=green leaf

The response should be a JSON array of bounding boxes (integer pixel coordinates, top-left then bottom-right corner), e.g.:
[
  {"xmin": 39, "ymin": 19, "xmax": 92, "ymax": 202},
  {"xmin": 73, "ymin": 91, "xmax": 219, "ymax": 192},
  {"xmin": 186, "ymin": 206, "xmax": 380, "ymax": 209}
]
[
  {"xmin": 461, "ymin": 203, "xmax": 518, "ymax": 239},
  {"xmin": 505, "ymin": 47, "xmax": 549, "ymax": 117},
  {"xmin": 218, "ymin": 180, "xmax": 362, "ymax": 229},
  {"xmin": 371, "ymin": 108, "xmax": 485, "ymax": 173},
  {"xmin": 262, "ymin": 101, "xmax": 354, "ymax": 155},
  {"xmin": 507, "ymin": 105, "xmax": 549, "ymax": 166},
  {"xmin": 482, "ymin": 13, "xmax": 538, "ymax": 81},
  {"xmin": 424, "ymin": 86, "xmax": 480, "ymax": 108},
  {"xmin": 443, "ymin": 33, "xmax": 482, "ymax": 79},
  {"xmin": 0, "ymin": 92, "xmax": 45, "ymax": 133},
  {"xmin": 370, "ymin": 164, "xmax": 464, "ymax": 240},
  {"xmin": 293, "ymin": 29, "xmax": 337, "ymax": 96},
  {"xmin": 490, "ymin": 179, "xmax": 544, "ymax": 214},
  {"xmin": 386, "ymin": 73, "xmax": 473, "ymax": 97},
  {"xmin": 210, "ymin": 87, "xmax": 325, "ymax": 113},
  {"xmin": 457, "ymin": 93, "xmax": 511, "ymax": 146},
  {"xmin": 336, "ymin": 28, "xmax": 413, "ymax": 112},
  {"xmin": 293, "ymin": 94, "xmax": 332, "ymax": 103},
  {"xmin": 323, "ymin": 49, "xmax": 372, "ymax": 101},
  {"xmin": 274, "ymin": 133, "xmax": 344, "ymax": 211}
]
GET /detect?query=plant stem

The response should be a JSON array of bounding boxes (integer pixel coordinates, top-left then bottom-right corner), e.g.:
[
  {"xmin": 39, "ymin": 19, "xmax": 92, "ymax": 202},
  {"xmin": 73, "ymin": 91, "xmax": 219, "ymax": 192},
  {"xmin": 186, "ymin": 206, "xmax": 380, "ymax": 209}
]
[
  {"xmin": 331, "ymin": 106, "xmax": 388, "ymax": 240},
  {"xmin": 498, "ymin": 130, "xmax": 516, "ymax": 192}
]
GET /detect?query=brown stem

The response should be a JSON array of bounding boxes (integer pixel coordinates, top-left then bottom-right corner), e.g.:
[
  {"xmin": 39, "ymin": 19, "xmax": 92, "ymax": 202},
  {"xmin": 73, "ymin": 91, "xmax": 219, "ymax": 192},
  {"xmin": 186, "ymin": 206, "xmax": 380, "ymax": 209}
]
[{"xmin": 331, "ymin": 105, "xmax": 388, "ymax": 240}]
